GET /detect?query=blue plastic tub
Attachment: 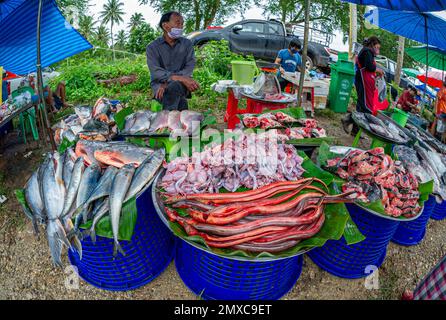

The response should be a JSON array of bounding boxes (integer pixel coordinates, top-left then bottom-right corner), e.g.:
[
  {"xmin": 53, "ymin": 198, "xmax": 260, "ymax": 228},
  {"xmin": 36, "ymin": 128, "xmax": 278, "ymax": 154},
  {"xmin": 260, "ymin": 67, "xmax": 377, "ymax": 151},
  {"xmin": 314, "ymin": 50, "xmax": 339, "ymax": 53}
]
[
  {"xmin": 392, "ymin": 196, "xmax": 436, "ymax": 246},
  {"xmin": 68, "ymin": 186, "xmax": 175, "ymax": 291},
  {"xmin": 307, "ymin": 203, "xmax": 401, "ymax": 279},
  {"xmin": 175, "ymin": 238, "xmax": 303, "ymax": 300},
  {"xmin": 431, "ymin": 200, "xmax": 446, "ymax": 221}
]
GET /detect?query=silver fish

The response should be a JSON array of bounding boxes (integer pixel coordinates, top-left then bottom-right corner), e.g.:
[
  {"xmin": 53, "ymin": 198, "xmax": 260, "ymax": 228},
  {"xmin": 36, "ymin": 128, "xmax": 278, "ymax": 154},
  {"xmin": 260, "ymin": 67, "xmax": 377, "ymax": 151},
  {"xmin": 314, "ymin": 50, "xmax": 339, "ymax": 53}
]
[
  {"xmin": 83, "ymin": 200, "xmax": 110, "ymax": 243},
  {"xmin": 42, "ymin": 154, "xmax": 65, "ymax": 220},
  {"xmin": 168, "ymin": 111, "xmax": 182, "ymax": 131},
  {"xmin": 76, "ymin": 162, "xmax": 101, "ymax": 209},
  {"xmin": 149, "ymin": 110, "xmax": 169, "ymax": 133},
  {"xmin": 63, "ymin": 151, "xmax": 75, "ymax": 189},
  {"xmin": 110, "ymin": 164, "xmax": 135, "ymax": 257},
  {"xmin": 25, "ymin": 168, "xmax": 44, "ymax": 224},
  {"xmin": 124, "ymin": 149, "xmax": 165, "ymax": 202},
  {"xmin": 62, "ymin": 157, "xmax": 85, "ymax": 218},
  {"xmin": 180, "ymin": 110, "xmax": 204, "ymax": 135},
  {"xmin": 46, "ymin": 219, "xmax": 71, "ymax": 268},
  {"xmin": 63, "ymin": 217, "xmax": 83, "ymax": 260},
  {"xmin": 124, "ymin": 111, "xmax": 154, "ymax": 134},
  {"xmin": 74, "ymin": 105, "xmax": 93, "ymax": 126}
]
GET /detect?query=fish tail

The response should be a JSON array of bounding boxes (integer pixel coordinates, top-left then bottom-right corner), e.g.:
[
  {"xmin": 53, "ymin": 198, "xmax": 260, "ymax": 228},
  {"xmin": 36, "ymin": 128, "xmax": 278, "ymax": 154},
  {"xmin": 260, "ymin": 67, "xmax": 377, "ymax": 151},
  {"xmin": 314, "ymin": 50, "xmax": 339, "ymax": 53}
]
[
  {"xmin": 46, "ymin": 220, "xmax": 69, "ymax": 268},
  {"xmin": 71, "ymin": 235, "xmax": 83, "ymax": 260},
  {"xmin": 113, "ymin": 241, "xmax": 126, "ymax": 258}
]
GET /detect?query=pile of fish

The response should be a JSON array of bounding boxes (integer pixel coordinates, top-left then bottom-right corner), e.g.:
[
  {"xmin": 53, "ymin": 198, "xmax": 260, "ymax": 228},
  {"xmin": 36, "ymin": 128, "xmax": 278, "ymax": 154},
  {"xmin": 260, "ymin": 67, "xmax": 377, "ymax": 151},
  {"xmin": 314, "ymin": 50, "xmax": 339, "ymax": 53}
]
[
  {"xmin": 23, "ymin": 142, "xmax": 165, "ymax": 266},
  {"xmin": 326, "ymin": 147, "xmax": 421, "ymax": 218},
  {"xmin": 242, "ymin": 113, "xmax": 326, "ymax": 138},
  {"xmin": 162, "ymin": 179, "xmax": 356, "ymax": 253},
  {"xmin": 406, "ymin": 123, "xmax": 446, "ymax": 154},
  {"xmin": 352, "ymin": 112, "xmax": 409, "ymax": 144},
  {"xmin": 160, "ymin": 131, "xmax": 305, "ymax": 194},
  {"xmin": 122, "ymin": 110, "xmax": 204, "ymax": 136},
  {"xmin": 395, "ymin": 145, "xmax": 446, "ymax": 201},
  {"xmin": 52, "ymin": 98, "xmax": 124, "ymax": 144}
]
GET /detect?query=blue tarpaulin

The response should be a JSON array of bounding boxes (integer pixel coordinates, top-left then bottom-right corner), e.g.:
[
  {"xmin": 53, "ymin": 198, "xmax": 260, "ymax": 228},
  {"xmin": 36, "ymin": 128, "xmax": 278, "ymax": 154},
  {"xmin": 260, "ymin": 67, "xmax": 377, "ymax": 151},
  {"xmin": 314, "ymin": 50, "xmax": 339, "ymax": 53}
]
[
  {"xmin": 341, "ymin": 0, "xmax": 446, "ymax": 12},
  {"xmin": 364, "ymin": 8, "xmax": 446, "ymax": 50},
  {"xmin": 0, "ymin": 0, "xmax": 92, "ymax": 75}
]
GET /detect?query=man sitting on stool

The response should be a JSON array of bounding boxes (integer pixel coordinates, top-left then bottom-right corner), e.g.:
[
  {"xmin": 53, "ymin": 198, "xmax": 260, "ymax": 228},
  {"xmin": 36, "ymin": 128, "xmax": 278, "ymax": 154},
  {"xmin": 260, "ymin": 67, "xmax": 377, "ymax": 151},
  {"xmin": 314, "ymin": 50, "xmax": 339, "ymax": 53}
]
[{"xmin": 146, "ymin": 11, "xmax": 200, "ymax": 111}]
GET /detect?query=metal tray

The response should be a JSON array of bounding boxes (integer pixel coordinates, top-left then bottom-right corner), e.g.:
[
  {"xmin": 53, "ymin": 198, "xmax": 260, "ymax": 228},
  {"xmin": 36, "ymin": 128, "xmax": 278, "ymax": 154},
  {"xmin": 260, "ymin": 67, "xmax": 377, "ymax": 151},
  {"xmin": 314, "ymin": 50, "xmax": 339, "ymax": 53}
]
[
  {"xmin": 241, "ymin": 92, "xmax": 297, "ymax": 104},
  {"xmin": 151, "ymin": 170, "xmax": 312, "ymax": 262}
]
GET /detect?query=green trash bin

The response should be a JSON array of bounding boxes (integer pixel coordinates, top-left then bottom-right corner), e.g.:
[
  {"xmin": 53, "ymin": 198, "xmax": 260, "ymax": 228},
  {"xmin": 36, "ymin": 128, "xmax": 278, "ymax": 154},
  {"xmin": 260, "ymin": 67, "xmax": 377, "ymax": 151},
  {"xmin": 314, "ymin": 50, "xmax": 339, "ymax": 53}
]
[
  {"xmin": 328, "ymin": 59, "xmax": 355, "ymax": 113},
  {"xmin": 231, "ymin": 61, "xmax": 258, "ymax": 85}
]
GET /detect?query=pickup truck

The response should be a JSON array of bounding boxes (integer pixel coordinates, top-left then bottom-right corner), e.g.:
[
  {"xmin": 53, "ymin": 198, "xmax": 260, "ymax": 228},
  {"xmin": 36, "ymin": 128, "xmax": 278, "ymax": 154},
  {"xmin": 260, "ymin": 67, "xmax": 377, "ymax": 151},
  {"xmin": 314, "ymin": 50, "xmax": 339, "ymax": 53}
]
[{"xmin": 187, "ymin": 19, "xmax": 332, "ymax": 72}]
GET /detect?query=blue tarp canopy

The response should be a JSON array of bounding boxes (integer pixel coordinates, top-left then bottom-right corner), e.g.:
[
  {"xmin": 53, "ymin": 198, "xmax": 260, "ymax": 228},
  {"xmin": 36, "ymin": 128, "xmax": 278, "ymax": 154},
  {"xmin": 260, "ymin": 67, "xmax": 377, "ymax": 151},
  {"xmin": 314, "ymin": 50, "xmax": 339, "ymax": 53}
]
[
  {"xmin": 0, "ymin": 0, "xmax": 92, "ymax": 75},
  {"xmin": 341, "ymin": 0, "xmax": 446, "ymax": 12},
  {"xmin": 364, "ymin": 8, "xmax": 446, "ymax": 50}
]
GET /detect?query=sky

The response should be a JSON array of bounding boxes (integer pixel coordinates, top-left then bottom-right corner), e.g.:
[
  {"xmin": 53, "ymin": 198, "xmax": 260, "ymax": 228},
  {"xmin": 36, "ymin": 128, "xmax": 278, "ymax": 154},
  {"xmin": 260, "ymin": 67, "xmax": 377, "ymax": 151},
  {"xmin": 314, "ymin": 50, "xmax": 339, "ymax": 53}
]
[{"xmin": 88, "ymin": 0, "xmax": 350, "ymax": 51}]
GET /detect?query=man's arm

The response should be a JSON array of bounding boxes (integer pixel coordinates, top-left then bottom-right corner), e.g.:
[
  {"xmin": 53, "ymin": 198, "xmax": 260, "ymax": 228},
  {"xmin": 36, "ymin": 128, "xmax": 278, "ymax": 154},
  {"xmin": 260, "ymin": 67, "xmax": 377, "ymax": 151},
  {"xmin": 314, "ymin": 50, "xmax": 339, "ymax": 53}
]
[
  {"xmin": 146, "ymin": 44, "xmax": 172, "ymax": 84},
  {"xmin": 173, "ymin": 43, "xmax": 196, "ymax": 78}
]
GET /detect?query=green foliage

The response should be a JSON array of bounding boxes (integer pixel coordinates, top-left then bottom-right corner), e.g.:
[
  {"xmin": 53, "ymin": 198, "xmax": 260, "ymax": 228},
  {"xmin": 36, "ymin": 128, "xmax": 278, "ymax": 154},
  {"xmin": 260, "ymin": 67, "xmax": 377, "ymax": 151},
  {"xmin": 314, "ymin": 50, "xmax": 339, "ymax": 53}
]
[
  {"xmin": 139, "ymin": 0, "xmax": 252, "ymax": 32},
  {"xmin": 128, "ymin": 13, "xmax": 146, "ymax": 31},
  {"xmin": 78, "ymin": 15, "xmax": 97, "ymax": 41},
  {"xmin": 94, "ymin": 25, "xmax": 111, "ymax": 48},
  {"xmin": 127, "ymin": 23, "xmax": 161, "ymax": 54}
]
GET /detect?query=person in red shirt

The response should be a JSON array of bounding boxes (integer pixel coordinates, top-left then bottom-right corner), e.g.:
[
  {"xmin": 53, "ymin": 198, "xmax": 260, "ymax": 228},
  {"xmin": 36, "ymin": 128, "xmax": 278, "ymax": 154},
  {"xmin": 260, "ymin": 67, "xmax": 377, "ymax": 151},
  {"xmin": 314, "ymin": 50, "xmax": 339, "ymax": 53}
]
[{"xmin": 397, "ymin": 86, "xmax": 419, "ymax": 114}]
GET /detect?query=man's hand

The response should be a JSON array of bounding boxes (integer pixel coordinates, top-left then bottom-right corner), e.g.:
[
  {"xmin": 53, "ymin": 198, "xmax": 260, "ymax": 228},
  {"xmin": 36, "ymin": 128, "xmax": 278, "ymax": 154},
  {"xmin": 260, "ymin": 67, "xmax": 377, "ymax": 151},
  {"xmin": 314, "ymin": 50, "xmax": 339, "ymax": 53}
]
[
  {"xmin": 279, "ymin": 67, "xmax": 285, "ymax": 75},
  {"xmin": 155, "ymin": 83, "xmax": 167, "ymax": 100},
  {"xmin": 171, "ymin": 75, "xmax": 200, "ymax": 92},
  {"xmin": 376, "ymin": 69, "xmax": 385, "ymax": 77}
]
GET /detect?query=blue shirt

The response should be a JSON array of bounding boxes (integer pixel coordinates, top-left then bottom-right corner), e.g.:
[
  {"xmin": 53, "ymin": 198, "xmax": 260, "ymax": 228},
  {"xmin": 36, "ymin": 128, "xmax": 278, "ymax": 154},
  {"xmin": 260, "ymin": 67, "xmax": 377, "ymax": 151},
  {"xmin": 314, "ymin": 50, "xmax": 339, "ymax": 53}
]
[
  {"xmin": 1, "ymin": 80, "xmax": 7, "ymax": 103},
  {"xmin": 277, "ymin": 49, "xmax": 302, "ymax": 73}
]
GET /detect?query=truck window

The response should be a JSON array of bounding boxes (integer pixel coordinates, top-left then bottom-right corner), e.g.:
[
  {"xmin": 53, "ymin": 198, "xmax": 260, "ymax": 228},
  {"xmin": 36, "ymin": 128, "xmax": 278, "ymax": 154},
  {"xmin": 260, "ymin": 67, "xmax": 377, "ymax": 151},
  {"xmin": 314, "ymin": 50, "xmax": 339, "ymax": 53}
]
[
  {"xmin": 389, "ymin": 61, "xmax": 396, "ymax": 73},
  {"xmin": 240, "ymin": 22, "xmax": 265, "ymax": 33},
  {"xmin": 269, "ymin": 23, "xmax": 284, "ymax": 36}
]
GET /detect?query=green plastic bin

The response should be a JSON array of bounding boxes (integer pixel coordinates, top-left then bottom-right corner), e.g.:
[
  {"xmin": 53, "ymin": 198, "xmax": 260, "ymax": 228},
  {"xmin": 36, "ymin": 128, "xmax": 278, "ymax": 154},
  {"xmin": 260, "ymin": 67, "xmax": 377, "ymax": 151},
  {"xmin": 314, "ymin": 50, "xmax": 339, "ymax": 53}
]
[
  {"xmin": 328, "ymin": 60, "xmax": 355, "ymax": 113},
  {"xmin": 391, "ymin": 108, "xmax": 409, "ymax": 127},
  {"xmin": 231, "ymin": 61, "xmax": 257, "ymax": 85}
]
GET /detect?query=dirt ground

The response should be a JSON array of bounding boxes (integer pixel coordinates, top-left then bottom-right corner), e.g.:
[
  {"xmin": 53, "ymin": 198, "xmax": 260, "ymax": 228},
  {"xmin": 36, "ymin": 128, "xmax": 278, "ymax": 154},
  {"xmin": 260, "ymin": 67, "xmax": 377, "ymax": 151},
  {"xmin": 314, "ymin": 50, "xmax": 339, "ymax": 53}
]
[{"xmin": 0, "ymin": 110, "xmax": 445, "ymax": 300}]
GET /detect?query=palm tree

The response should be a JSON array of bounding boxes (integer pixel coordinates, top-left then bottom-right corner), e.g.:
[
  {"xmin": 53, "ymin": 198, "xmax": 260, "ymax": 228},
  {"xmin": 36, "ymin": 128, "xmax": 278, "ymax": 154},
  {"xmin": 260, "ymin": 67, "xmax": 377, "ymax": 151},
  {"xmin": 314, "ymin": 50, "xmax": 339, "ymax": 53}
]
[
  {"xmin": 128, "ymin": 13, "xmax": 145, "ymax": 31},
  {"xmin": 115, "ymin": 30, "xmax": 127, "ymax": 50},
  {"xmin": 100, "ymin": 0, "xmax": 124, "ymax": 61},
  {"xmin": 95, "ymin": 25, "xmax": 110, "ymax": 48},
  {"xmin": 78, "ymin": 15, "xmax": 96, "ymax": 41}
]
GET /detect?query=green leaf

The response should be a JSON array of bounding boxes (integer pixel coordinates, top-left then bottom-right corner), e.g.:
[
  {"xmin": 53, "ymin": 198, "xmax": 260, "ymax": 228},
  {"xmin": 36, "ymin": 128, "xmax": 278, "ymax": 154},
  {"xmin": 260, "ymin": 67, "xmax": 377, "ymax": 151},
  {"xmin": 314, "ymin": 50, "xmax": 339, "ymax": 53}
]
[
  {"xmin": 58, "ymin": 137, "xmax": 77, "ymax": 154},
  {"xmin": 263, "ymin": 107, "xmax": 307, "ymax": 119},
  {"xmin": 14, "ymin": 189, "xmax": 33, "ymax": 220},
  {"xmin": 114, "ymin": 106, "xmax": 134, "ymax": 131},
  {"xmin": 317, "ymin": 141, "xmax": 341, "ymax": 167},
  {"xmin": 287, "ymin": 137, "xmax": 335, "ymax": 147},
  {"xmin": 79, "ymin": 197, "xmax": 138, "ymax": 241},
  {"xmin": 343, "ymin": 214, "xmax": 366, "ymax": 245},
  {"xmin": 298, "ymin": 151, "xmax": 334, "ymax": 187},
  {"xmin": 419, "ymin": 180, "xmax": 434, "ymax": 203}
]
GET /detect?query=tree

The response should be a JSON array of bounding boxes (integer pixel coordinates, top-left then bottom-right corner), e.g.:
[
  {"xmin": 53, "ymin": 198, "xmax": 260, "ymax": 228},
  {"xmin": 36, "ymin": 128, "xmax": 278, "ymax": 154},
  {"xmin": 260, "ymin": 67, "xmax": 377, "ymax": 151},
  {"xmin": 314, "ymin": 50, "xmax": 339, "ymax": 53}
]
[
  {"xmin": 260, "ymin": 0, "xmax": 350, "ymax": 34},
  {"xmin": 95, "ymin": 25, "xmax": 111, "ymax": 48},
  {"xmin": 100, "ymin": 0, "xmax": 125, "ymax": 61},
  {"xmin": 127, "ymin": 23, "xmax": 161, "ymax": 54},
  {"xmin": 78, "ymin": 15, "xmax": 96, "ymax": 41},
  {"xmin": 115, "ymin": 30, "xmax": 128, "ymax": 50},
  {"xmin": 57, "ymin": 0, "xmax": 90, "ymax": 13},
  {"xmin": 128, "ymin": 13, "xmax": 146, "ymax": 31},
  {"xmin": 138, "ymin": 0, "xmax": 252, "ymax": 32}
]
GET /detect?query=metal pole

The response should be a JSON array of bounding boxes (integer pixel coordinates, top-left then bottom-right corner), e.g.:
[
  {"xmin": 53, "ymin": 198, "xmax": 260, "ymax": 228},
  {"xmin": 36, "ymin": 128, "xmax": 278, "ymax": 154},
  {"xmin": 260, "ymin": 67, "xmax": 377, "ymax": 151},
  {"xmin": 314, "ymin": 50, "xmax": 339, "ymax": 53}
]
[
  {"xmin": 298, "ymin": 0, "xmax": 311, "ymax": 109},
  {"xmin": 37, "ymin": 0, "xmax": 57, "ymax": 151},
  {"xmin": 349, "ymin": 4, "xmax": 358, "ymax": 60},
  {"xmin": 423, "ymin": 15, "xmax": 428, "ymax": 111}
]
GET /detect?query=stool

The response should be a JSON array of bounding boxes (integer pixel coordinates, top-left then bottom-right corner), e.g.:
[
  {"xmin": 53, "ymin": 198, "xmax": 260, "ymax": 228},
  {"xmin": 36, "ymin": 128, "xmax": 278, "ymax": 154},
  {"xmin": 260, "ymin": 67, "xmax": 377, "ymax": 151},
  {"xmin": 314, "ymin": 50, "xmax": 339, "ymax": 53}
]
[{"xmin": 19, "ymin": 108, "xmax": 39, "ymax": 144}]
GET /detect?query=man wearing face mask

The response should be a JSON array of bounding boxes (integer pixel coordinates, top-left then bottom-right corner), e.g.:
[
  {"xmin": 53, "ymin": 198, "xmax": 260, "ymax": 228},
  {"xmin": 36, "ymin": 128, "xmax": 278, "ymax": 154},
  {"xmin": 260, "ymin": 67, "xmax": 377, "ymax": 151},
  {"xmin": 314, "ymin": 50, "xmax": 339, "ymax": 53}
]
[
  {"xmin": 274, "ymin": 41, "xmax": 303, "ymax": 92},
  {"xmin": 146, "ymin": 11, "xmax": 199, "ymax": 110}
]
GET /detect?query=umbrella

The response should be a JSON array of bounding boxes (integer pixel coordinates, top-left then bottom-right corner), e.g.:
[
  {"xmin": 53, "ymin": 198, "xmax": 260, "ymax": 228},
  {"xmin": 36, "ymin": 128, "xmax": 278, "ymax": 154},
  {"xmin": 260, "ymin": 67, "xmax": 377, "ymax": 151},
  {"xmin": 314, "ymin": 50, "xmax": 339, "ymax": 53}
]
[
  {"xmin": 403, "ymin": 68, "xmax": 421, "ymax": 78},
  {"xmin": 406, "ymin": 46, "xmax": 446, "ymax": 71},
  {"xmin": 417, "ymin": 70, "xmax": 445, "ymax": 88},
  {"xmin": 341, "ymin": 0, "xmax": 446, "ymax": 12},
  {"xmin": 365, "ymin": 8, "xmax": 446, "ymax": 103}
]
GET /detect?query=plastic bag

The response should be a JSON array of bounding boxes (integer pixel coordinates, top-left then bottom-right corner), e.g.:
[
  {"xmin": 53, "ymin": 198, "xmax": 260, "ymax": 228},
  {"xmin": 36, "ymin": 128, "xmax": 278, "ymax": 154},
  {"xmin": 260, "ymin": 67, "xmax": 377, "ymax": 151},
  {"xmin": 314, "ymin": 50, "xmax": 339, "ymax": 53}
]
[
  {"xmin": 376, "ymin": 76, "xmax": 387, "ymax": 102},
  {"xmin": 437, "ymin": 118, "xmax": 446, "ymax": 133}
]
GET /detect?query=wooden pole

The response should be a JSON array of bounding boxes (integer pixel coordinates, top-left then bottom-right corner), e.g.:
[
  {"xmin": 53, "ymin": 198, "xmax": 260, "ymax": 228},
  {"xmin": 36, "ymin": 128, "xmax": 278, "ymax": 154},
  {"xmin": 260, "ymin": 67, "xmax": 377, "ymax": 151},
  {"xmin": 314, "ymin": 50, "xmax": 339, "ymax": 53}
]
[
  {"xmin": 349, "ymin": 4, "xmax": 358, "ymax": 60},
  {"xmin": 298, "ymin": 0, "xmax": 311, "ymax": 109},
  {"xmin": 394, "ymin": 36, "xmax": 405, "ymax": 87},
  {"xmin": 37, "ymin": 0, "xmax": 57, "ymax": 151}
]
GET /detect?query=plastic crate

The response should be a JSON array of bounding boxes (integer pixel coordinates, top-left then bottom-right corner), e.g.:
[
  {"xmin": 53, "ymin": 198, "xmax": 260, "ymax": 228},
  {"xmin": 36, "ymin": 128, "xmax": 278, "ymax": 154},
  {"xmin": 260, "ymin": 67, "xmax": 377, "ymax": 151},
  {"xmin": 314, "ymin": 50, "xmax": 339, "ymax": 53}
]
[
  {"xmin": 431, "ymin": 200, "xmax": 446, "ymax": 221},
  {"xmin": 307, "ymin": 203, "xmax": 400, "ymax": 279},
  {"xmin": 392, "ymin": 196, "xmax": 436, "ymax": 246},
  {"xmin": 68, "ymin": 187, "xmax": 175, "ymax": 291},
  {"xmin": 175, "ymin": 239, "xmax": 303, "ymax": 300}
]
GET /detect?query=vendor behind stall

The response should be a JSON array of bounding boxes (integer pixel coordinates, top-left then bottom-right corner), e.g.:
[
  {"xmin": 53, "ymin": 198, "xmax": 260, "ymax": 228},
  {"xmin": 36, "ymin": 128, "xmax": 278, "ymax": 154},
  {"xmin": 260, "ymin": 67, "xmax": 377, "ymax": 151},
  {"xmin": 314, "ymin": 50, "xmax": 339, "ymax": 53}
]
[
  {"xmin": 146, "ymin": 11, "xmax": 199, "ymax": 111},
  {"xmin": 274, "ymin": 41, "xmax": 303, "ymax": 92},
  {"xmin": 434, "ymin": 81, "xmax": 446, "ymax": 142},
  {"xmin": 397, "ymin": 86, "xmax": 420, "ymax": 114}
]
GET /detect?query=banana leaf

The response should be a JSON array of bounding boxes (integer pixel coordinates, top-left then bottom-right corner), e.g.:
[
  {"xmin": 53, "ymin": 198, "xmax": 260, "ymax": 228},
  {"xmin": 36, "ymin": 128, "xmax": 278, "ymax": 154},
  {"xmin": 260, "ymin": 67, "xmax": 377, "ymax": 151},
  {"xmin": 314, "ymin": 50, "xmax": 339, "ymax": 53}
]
[
  {"xmin": 317, "ymin": 142, "xmax": 435, "ymax": 220},
  {"xmin": 15, "ymin": 189, "xmax": 33, "ymax": 220},
  {"xmin": 58, "ymin": 137, "xmax": 77, "ymax": 154},
  {"xmin": 114, "ymin": 106, "xmax": 134, "ymax": 131},
  {"xmin": 163, "ymin": 154, "xmax": 365, "ymax": 259},
  {"xmin": 79, "ymin": 197, "xmax": 138, "ymax": 241},
  {"xmin": 287, "ymin": 137, "xmax": 335, "ymax": 147}
]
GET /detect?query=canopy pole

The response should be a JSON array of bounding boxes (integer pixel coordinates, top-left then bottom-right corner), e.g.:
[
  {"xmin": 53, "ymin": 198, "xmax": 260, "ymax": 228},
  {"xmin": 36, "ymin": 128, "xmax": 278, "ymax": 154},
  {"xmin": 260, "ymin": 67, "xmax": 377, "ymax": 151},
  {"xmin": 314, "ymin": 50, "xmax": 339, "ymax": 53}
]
[
  {"xmin": 423, "ymin": 14, "xmax": 429, "ymax": 114},
  {"xmin": 36, "ymin": 0, "xmax": 56, "ymax": 151},
  {"xmin": 298, "ymin": 0, "xmax": 311, "ymax": 109}
]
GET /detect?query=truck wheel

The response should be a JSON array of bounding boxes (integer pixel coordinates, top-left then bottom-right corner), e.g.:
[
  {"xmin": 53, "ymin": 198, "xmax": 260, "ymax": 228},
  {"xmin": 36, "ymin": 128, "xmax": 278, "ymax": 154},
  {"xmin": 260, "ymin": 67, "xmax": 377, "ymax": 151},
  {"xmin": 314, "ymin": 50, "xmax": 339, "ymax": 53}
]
[{"xmin": 305, "ymin": 56, "xmax": 314, "ymax": 71}]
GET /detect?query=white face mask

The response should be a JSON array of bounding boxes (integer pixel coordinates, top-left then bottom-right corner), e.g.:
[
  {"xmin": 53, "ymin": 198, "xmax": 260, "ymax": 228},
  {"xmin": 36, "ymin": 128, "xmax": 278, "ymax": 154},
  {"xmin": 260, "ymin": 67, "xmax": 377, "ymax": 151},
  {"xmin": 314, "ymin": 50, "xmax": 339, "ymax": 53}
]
[{"xmin": 168, "ymin": 27, "xmax": 184, "ymax": 39}]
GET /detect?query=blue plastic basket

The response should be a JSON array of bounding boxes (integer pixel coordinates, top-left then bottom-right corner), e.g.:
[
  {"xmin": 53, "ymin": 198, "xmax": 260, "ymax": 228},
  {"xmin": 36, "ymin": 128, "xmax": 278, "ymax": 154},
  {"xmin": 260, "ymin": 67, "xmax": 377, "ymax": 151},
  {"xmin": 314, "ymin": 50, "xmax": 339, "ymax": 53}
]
[
  {"xmin": 307, "ymin": 203, "xmax": 401, "ymax": 279},
  {"xmin": 68, "ymin": 186, "xmax": 175, "ymax": 291},
  {"xmin": 175, "ymin": 238, "xmax": 303, "ymax": 300},
  {"xmin": 392, "ymin": 196, "xmax": 436, "ymax": 246},
  {"xmin": 431, "ymin": 199, "xmax": 446, "ymax": 221}
]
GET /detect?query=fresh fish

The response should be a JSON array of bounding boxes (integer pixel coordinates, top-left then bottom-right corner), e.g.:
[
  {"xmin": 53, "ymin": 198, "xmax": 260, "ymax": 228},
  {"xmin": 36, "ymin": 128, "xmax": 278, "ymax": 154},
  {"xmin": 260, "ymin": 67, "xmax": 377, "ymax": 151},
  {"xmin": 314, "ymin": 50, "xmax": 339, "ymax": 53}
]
[
  {"xmin": 82, "ymin": 119, "xmax": 109, "ymax": 135},
  {"xmin": 369, "ymin": 123, "xmax": 394, "ymax": 139},
  {"xmin": 62, "ymin": 129, "xmax": 77, "ymax": 143},
  {"xmin": 42, "ymin": 154, "xmax": 65, "ymax": 220},
  {"xmin": 63, "ymin": 218, "xmax": 82, "ymax": 260},
  {"xmin": 92, "ymin": 98, "xmax": 110, "ymax": 119},
  {"xmin": 110, "ymin": 164, "xmax": 136, "ymax": 257},
  {"xmin": 124, "ymin": 111, "xmax": 154, "ymax": 134},
  {"xmin": 124, "ymin": 149, "xmax": 165, "ymax": 201},
  {"xmin": 46, "ymin": 219, "xmax": 71, "ymax": 267},
  {"xmin": 394, "ymin": 146, "xmax": 432, "ymax": 183},
  {"xmin": 76, "ymin": 162, "xmax": 101, "ymax": 209},
  {"xmin": 180, "ymin": 110, "xmax": 204, "ymax": 135},
  {"xmin": 62, "ymin": 151, "xmax": 75, "ymax": 189},
  {"xmin": 149, "ymin": 110, "xmax": 169, "ymax": 133},
  {"xmin": 62, "ymin": 157, "xmax": 85, "ymax": 218},
  {"xmin": 74, "ymin": 105, "xmax": 92, "ymax": 126},
  {"xmin": 351, "ymin": 112, "xmax": 371, "ymax": 131},
  {"xmin": 83, "ymin": 200, "xmax": 110, "ymax": 243},
  {"xmin": 25, "ymin": 168, "xmax": 45, "ymax": 224},
  {"xmin": 168, "ymin": 111, "xmax": 182, "ymax": 131},
  {"xmin": 93, "ymin": 147, "xmax": 153, "ymax": 168}
]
